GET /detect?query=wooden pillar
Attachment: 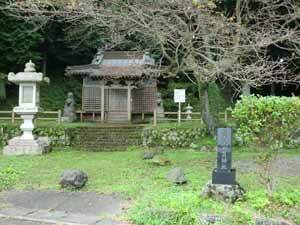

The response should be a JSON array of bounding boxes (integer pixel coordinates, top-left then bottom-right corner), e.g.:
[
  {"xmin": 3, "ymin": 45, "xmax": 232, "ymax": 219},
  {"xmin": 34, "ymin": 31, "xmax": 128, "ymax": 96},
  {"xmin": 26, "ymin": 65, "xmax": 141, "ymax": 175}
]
[
  {"xmin": 101, "ymin": 84, "xmax": 105, "ymax": 122},
  {"xmin": 81, "ymin": 80, "xmax": 84, "ymax": 120},
  {"xmin": 142, "ymin": 112, "xmax": 145, "ymax": 121},
  {"xmin": 153, "ymin": 109, "xmax": 157, "ymax": 126},
  {"xmin": 127, "ymin": 85, "xmax": 132, "ymax": 122},
  {"xmin": 58, "ymin": 110, "xmax": 62, "ymax": 123},
  {"xmin": 11, "ymin": 111, "xmax": 15, "ymax": 124}
]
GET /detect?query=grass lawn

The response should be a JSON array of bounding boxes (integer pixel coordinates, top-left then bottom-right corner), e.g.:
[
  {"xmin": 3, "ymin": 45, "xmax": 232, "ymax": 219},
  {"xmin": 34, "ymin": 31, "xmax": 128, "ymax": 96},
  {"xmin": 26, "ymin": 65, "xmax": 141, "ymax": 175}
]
[{"xmin": 0, "ymin": 148, "xmax": 299, "ymax": 225}]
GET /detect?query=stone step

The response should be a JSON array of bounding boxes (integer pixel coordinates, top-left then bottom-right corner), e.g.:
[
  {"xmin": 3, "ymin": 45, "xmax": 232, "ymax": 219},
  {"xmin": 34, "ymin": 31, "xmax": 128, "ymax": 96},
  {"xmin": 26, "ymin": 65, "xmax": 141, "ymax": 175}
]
[{"xmin": 71, "ymin": 125, "xmax": 144, "ymax": 150}]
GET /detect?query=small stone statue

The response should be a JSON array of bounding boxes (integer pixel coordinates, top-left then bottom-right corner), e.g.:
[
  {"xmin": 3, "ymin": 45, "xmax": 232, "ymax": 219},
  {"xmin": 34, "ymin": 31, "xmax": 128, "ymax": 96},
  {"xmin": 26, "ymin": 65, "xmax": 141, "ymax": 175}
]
[
  {"xmin": 62, "ymin": 92, "xmax": 77, "ymax": 122},
  {"xmin": 156, "ymin": 92, "xmax": 165, "ymax": 118}
]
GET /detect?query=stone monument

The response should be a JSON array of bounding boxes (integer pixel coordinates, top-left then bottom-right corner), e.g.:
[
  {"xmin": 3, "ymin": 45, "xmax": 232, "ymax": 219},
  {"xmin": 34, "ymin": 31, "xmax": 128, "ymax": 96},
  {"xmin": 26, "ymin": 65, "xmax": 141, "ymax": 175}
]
[
  {"xmin": 213, "ymin": 128, "xmax": 235, "ymax": 184},
  {"xmin": 3, "ymin": 61, "xmax": 51, "ymax": 156},
  {"xmin": 62, "ymin": 92, "xmax": 77, "ymax": 122},
  {"xmin": 202, "ymin": 128, "xmax": 244, "ymax": 203}
]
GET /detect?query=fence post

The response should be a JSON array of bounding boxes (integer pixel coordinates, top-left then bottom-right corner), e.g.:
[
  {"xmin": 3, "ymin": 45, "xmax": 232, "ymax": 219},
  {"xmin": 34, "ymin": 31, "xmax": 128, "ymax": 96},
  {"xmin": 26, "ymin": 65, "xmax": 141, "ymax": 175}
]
[
  {"xmin": 58, "ymin": 110, "xmax": 62, "ymax": 123},
  {"xmin": 224, "ymin": 110, "xmax": 228, "ymax": 123},
  {"xmin": 11, "ymin": 111, "xmax": 15, "ymax": 123},
  {"xmin": 153, "ymin": 109, "xmax": 157, "ymax": 126},
  {"xmin": 80, "ymin": 111, "xmax": 83, "ymax": 122},
  {"xmin": 178, "ymin": 102, "xmax": 181, "ymax": 124}
]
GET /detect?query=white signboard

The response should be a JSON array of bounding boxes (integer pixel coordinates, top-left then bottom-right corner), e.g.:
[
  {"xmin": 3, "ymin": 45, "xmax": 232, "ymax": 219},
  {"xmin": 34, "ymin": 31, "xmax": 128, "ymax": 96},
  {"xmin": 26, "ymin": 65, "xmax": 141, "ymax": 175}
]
[{"xmin": 174, "ymin": 89, "xmax": 186, "ymax": 103}]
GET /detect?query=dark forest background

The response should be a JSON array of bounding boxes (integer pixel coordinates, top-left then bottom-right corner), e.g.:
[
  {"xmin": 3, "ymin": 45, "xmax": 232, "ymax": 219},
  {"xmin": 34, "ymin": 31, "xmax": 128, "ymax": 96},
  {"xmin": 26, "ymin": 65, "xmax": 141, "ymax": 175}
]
[{"xmin": 0, "ymin": 0, "xmax": 299, "ymax": 113}]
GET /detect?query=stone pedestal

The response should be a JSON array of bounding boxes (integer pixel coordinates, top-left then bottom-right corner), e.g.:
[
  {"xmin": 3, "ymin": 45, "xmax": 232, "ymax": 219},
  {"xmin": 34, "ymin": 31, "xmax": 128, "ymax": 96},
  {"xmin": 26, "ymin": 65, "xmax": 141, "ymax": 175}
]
[
  {"xmin": 19, "ymin": 114, "xmax": 35, "ymax": 140},
  {"xmin": 3, "ymin": 136, "xmax": 50, "ymax": 156},
  {"xmin": 212, "ymin": 168, "xmax": 236, "ymax": 185},
  {"xmin": 202, "ymin": 181, "xmax": 245, "ymax": 203}
]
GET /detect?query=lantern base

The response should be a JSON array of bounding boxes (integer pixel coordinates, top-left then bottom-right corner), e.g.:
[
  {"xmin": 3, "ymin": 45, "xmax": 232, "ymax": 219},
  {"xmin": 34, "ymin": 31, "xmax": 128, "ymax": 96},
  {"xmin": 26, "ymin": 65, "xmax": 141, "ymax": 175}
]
[{"xmin": 3, "ymin": 136, "xmax": 51, "ymax": 156}]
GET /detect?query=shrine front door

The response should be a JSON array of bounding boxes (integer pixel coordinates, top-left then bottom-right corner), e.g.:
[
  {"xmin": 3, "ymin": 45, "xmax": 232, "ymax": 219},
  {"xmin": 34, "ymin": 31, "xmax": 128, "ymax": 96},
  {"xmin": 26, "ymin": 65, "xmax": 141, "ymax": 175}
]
[{"xmin": 107, "ymin": 89, "xmax": 128, "ymax": 122}]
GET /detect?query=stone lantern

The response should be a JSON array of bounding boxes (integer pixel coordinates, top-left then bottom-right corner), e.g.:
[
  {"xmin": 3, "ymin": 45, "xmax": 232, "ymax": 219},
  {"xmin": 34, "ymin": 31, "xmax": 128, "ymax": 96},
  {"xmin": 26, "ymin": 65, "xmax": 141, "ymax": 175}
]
[
  {"xmin": 3, "ymin": 60, "xmax": 51, "ymax": 155},
  {"xmin": 185, "ymin": 104, "xmax": 193, "ymax": 120}
]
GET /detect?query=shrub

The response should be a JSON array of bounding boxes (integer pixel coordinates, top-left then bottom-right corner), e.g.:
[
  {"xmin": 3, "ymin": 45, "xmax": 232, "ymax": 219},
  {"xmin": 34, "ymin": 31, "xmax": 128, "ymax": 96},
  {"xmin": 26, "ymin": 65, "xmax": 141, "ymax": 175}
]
[
  {"xmin": 143, "ymin": 124, "xmax": 207, "ymax": 148},
  {"xmin": 0, "ymin": 124, "xmax": 71, "ymax": 147},
  {"xmin": 232, "ymin": 95, "xmax": 300, "ymax": 147},
  {"xmin": 0, "ymin": 166, "xmax": 19, "ymax": 191}
]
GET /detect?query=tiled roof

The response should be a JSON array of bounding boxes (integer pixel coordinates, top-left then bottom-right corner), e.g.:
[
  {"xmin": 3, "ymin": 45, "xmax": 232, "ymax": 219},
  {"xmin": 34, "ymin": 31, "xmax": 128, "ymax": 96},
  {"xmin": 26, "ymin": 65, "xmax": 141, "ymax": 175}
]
[{"xmin": 66, "ymin": 51, "xmax": 159, "ymax": 79}]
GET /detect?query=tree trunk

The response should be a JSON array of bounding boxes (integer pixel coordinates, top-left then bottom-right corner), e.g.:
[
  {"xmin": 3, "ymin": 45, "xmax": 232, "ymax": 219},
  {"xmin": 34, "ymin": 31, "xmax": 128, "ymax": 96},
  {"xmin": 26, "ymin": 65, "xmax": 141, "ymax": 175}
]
[
  {"xmin": 198, "ymin": 82, "xmax": 216, "ymax": 136},
  {"xmin": 42, "ymin": 39, "xmax": 48, "ymax": 75},
  {"xmin": 270, "ymin": 83, "xmax": 275, "ymax": 96},
  {"xmin": 242, "ymin": 83, "xmax": 251, "ymax": 96},
  {"xmin": 43, "ymin": 51, "xmax": 47, "ymax": 75}
]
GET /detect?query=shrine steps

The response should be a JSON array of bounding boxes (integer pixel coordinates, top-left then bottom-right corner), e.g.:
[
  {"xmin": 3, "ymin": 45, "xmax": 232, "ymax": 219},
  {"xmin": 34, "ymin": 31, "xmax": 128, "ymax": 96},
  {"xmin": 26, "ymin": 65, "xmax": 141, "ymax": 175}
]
[
  {"xmin": 107, "ymin": 112, "xmax": 129, "ymax": 123},
  {"xmin": 71, "ymin": 125, "xmax": 143, "ymax": 150}
]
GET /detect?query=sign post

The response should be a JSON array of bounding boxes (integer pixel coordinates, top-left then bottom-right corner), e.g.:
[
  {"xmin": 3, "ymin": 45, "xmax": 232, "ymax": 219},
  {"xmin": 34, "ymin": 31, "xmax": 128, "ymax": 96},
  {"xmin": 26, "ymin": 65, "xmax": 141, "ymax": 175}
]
[{"xmin": 174, "ymin": 89, "xmax": 186, "ymax": 124}]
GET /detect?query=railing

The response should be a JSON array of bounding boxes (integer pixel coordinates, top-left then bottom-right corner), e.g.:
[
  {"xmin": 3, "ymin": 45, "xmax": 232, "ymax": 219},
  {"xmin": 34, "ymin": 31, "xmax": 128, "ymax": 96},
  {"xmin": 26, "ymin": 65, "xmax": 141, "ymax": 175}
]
[
  {"xmin": 0, "ymin": 109, "xmax": 231, "ymax": 125},
  {"xmin": 152, "ymin": 110, "xmax": 230, "ymax": 126},
  {"xmin": 0, "ymin": 110, "xmax": 63, "ymax": 123}
]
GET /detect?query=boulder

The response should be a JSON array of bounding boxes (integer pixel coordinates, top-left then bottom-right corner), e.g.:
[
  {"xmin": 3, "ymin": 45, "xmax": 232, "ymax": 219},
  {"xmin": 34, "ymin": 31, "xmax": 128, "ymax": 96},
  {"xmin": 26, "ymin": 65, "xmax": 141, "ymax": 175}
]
[
  {"xmin": 166, "ymin": 167, "xmax": 187, "ymax": 184},
  {"xmin": 60, "ymin": 169, "xmax": 88, "ymax": 189},
  {"xmin": 151, "ymin": 155, "xmax": 171, "ymax": 166},
  {"xmin": 190, "ymin": 143, "xmax": 199, "ymax": 149},
  {"xmin": 199, "ymin": 214, "xmax": 225, "ymax": 225},
  {"xmin": 200, "ymin": 146, "xmax": 210, "ymax": 152},
  {"xmin": 202, "ymin": 181, "xmax": 245, "ymax": 203},
  {"xmin": 143, "ymin": 151, "xmax": 156, "ymax": 160},
  {"xmin": 255, "ymin": 218, "xmax": 292, "ymax": 225}
]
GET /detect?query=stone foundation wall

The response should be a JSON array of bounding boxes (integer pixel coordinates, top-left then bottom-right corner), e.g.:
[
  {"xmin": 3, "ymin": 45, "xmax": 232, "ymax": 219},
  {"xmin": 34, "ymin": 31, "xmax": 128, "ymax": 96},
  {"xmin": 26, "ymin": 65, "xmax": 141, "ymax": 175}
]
[
  {"xmin": 71, "ymin": 126, "xmax": 143, "ymax": 150},
  {"xmin": 0, "ymin": 124, "xmax": 144, "ymax": 151}
]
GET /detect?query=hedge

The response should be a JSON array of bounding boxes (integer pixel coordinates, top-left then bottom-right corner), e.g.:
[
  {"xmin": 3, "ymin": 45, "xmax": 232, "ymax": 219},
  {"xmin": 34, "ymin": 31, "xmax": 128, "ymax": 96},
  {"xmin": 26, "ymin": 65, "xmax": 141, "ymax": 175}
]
[
  {"xmin": 142, "ymin": 124, "xmax": 207, "ymax": 148},
  {"xmin": 232, "ymin": 95, "xmax": 300, "ymax": 148}
]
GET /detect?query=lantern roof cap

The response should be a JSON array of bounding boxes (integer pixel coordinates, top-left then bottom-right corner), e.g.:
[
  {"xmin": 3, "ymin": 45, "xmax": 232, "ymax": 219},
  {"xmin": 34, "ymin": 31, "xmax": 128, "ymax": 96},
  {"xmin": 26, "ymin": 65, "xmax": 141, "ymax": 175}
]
[
  {"xmin": 8, "ymin": 60, "xmax": 48, "ymax": 84},
  {"xmin": 24, "ymin": 60, "xmax": 36, "ymax": 72}
]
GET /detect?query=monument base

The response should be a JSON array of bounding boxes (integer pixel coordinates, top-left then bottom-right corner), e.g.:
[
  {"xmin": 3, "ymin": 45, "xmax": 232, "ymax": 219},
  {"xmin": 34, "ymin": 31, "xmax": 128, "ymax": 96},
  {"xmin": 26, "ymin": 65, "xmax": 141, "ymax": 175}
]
[
  {"xmin": 202, "ymin": 181, "xmax": 245, "ymax": 203},
  {"xmin": 212, "ymin": 168, "xmax": 236, "ymax": 185},
  {"xmin": 3, "ymin": 136, "xmax": 51, "ymax": 156}
]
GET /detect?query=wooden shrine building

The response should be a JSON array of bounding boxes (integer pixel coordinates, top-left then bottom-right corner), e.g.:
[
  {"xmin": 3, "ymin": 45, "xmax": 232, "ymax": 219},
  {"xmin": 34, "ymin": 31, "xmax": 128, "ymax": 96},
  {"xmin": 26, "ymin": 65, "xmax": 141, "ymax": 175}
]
[{"xmin": 65, "ymin": 51, "xmax": 160, "ymax": 122}]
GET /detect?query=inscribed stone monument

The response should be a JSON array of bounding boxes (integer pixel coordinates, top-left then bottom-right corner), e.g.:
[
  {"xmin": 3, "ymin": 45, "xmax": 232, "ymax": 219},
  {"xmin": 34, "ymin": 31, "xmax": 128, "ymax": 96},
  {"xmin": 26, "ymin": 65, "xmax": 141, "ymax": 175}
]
[
  {"xmin": 212, "ymin": 128, "xmax": 236, "ymax": 185},
  {"xmin": 202, "ymin": 128, "xmax": 244, "ymax": 203}
]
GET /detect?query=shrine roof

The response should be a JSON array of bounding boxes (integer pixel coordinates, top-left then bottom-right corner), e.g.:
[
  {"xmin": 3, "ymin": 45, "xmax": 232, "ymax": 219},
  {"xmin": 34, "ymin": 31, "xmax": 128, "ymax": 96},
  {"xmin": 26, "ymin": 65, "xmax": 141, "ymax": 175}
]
[{"xmin": 65, "ymin": 51, "xmax": 160, "ymax": 79}]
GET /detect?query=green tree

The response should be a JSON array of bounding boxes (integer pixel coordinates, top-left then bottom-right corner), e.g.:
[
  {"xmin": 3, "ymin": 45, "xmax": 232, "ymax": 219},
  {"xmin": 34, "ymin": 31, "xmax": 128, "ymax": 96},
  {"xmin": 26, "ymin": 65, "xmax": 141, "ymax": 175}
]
[{"xmin": 0, "ymin": 0, "xmax": 44, "ymax": 101}]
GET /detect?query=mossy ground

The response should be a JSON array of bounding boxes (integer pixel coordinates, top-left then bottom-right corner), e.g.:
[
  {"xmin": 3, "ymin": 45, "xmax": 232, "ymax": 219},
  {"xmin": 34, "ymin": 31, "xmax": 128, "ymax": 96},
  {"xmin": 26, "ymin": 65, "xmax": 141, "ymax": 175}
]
[{"xmin": 0, "ymin": 147, "xmax": 299, "ymax": 225}]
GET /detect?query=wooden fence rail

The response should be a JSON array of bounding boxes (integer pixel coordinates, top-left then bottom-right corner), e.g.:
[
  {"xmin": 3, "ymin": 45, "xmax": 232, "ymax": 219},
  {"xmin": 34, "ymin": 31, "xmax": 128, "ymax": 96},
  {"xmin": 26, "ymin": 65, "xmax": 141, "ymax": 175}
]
[
  {"xmin": 153, "ymin": 110, "xmax": 230, "ymax": 125},
  {"xmin": 0, "ymin": 110, "xmax": 63, "ymax": 123},
  {"xmin": 0, "ymin": 109, "xmax": 231, "ymax": 125}
]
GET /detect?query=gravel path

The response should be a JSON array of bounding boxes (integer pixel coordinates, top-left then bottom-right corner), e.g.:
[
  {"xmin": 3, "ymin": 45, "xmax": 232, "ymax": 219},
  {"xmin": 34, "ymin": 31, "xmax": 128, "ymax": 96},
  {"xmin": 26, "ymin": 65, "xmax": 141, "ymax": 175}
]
[
  {"xmin": 234, "ymin": 156, "xmax": 300, "ymax": 176},
  {"xmin": 0, "ymin": 191, "xmax": 132, "ymax": 225}
]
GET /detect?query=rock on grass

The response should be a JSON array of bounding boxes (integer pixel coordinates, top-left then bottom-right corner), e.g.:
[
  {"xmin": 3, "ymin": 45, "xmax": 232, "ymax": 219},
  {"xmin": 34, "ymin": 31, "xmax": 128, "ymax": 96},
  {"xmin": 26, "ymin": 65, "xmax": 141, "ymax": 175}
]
[
  {"xmin": 166, "ymin": 167, "xmax": 187, "ymax": 184},
  {"xmin": 150, "ymin": 155, "xmax": 171, "ymax": 166},
  {"xmin": 60, "ymin": 169, "xmax": 88, "ymax": 189}
]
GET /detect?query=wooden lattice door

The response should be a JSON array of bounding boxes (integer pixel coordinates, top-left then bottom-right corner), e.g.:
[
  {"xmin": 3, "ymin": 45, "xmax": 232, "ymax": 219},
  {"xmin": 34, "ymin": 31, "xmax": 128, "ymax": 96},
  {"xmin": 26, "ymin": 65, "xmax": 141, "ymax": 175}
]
[{"xmin": 107, "ymin": 89, "xmax": 128, "ymax": 122}]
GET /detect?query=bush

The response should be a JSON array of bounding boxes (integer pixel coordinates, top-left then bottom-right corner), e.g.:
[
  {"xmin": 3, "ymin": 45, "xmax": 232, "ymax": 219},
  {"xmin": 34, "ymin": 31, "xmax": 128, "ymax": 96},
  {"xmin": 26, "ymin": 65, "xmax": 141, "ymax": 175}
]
[
  {"xmin": 0, "ymin": 124, "xmax": 71, "ymax": 147},
  {"xmin": 232, "ymin": 95, "xmax": 300, "ymax": 147},
  {"xmin": 143, "ymin": 124, "xmax": 207, "ymax": 148},
  {"xmin": 0, "ymin": 166, "xmax": 19, "ymax": 191}
]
